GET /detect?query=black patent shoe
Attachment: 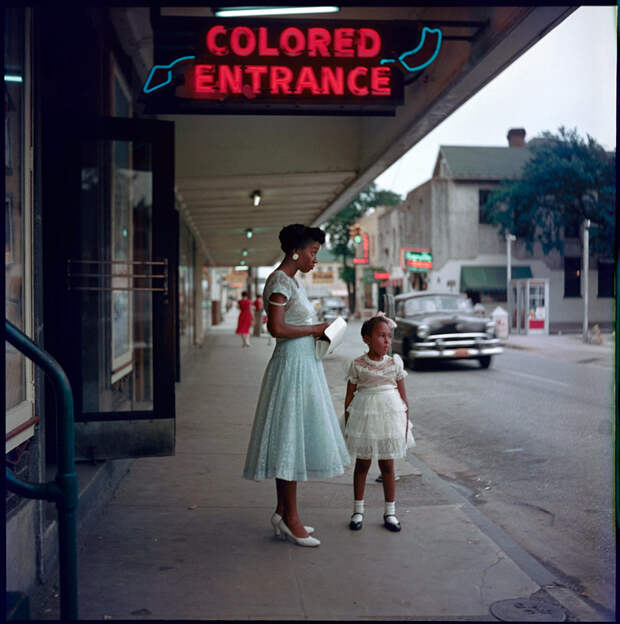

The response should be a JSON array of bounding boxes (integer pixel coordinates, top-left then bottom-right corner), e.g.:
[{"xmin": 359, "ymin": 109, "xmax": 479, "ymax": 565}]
[
  {"xmin": 383, "ymin": 514, "xmax": 401, "ymax": 532},
  {"xmin": 349, "ymin": 513, "xmax": 363, "ymax": 530}
]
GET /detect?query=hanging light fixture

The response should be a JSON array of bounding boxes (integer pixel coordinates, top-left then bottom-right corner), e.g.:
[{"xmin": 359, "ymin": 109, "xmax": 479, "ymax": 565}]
[
  {"xmin": 251, "ymin": 190, "xmax": 262, "ymax": 207},
  {"xmin": 215, "ymin": 6, "xmax": 340, "ymax": 17},
  {"xmin": 246, "ymin": 228, "xmax": 253, "ymax": 239}
]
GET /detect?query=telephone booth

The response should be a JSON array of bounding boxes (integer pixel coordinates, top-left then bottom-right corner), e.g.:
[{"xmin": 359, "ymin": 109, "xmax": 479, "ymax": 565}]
[{"xmin": 510, "ymin": 278, "xmax": 550, "ymax": 335}]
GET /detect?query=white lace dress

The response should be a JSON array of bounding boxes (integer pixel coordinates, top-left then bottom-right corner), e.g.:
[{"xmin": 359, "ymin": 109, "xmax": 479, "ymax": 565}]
[{"xmin": 345, "ymin": 353, "xmax": 414, "ymax": 460}]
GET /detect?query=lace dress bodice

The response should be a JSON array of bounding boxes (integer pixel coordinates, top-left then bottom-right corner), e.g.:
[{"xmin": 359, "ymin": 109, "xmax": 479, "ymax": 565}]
[
  {"xmin": 346, "ymin": 354, "xmax": 407, "ymax": 390},
  {"xmin": 263, "ymin": 270, "xmax": 317, "ymax": 328}
]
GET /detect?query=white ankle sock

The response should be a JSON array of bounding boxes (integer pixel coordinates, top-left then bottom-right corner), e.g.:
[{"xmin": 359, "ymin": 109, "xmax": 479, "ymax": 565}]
[
  {"xmin": 352, "ymin": 499, "xmax": 364, "ymax": 520},
  {"xmin": 384, "ymin": 501, "xmax": 398, "ymax": 523}
]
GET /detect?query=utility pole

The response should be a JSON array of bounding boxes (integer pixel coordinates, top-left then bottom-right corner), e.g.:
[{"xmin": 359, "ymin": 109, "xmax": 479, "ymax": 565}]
[
  {"xmin": 506, "ymin": 233, "xmax": 516, "ymax": 334},
  {"xmin": 582, "ymin": 219, "xmax": 591, "ymax": 342}
]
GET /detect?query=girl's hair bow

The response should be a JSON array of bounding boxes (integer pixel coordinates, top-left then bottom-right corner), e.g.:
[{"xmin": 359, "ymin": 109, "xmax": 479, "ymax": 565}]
[{"xmin": 373, "ymin": 310, "xmax": 397, "ymax": 329}]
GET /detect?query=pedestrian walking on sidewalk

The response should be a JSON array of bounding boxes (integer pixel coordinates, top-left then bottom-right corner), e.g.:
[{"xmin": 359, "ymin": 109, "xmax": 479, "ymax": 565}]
[
  {"xmin": 243, "ymin": 224, "xmax": 350, "ymax": 547},
  {"xmin": 344, "ymin": 313, "xmax": 414, "ymax": 533},
  {"xmin": 236, "ymin": 291, "xmax": 253, "ymax": 347},
  {"xmin": 252, "ymin": 293, "xmax": 264, "ymax": 337}
]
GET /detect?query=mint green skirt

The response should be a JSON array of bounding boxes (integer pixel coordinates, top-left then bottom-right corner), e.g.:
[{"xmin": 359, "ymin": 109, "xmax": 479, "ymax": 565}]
[{"xmin": 243, "ymin": 335, "xmax": 350, "ymax": 481}]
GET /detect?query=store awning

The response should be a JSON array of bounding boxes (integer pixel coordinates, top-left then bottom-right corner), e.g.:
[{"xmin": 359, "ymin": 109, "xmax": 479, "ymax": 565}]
[{"xmin": 460, "ymin": 265, "xmax": 532, "ymax": 292}]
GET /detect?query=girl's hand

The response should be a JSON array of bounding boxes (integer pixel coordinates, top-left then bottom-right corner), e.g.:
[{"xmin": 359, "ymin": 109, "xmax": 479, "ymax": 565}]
[{"xmin": 311, "ymin": 322, "xmax": 330, "ymax": 338}]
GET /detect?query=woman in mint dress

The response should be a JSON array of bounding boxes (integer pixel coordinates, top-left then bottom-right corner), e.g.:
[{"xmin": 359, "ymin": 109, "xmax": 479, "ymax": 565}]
[{"xmin": 243, "ymin": 224, "xmax": 350, "ymax": 547}]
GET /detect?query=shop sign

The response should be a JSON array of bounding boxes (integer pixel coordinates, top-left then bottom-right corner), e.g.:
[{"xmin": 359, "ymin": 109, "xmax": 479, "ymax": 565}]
[
  {"xmin": 313, "ymin": 270, "xmax": 334, "ymax": 283},
  {"xmin": 363, "ymin": 267, "xmax": 387, "ymax": 283},
  {"xmin": 142, "ymin": 17, "xmax": 442, "ymax": 115},
  {"xmin": 402, "ymin": 247, "xmax": 432, "ymax": 272}
]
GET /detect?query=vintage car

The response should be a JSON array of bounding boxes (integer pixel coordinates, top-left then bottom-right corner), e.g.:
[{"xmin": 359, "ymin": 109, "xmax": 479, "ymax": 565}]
[
  {"xmin": 318, "ymin": 296, "xmax": 349, "ymax": 323},
  {"xmin": 392, "ymin": 292, "xmax": 503, "ymax": 369}
]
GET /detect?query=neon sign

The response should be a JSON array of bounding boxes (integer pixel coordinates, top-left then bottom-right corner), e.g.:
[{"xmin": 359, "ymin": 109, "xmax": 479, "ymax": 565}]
[
  {"xmin": 353, "ymin": 233, "xmax": 369, "ymax": 265},
  {"xmin": 401, "ymin": 247, "xmax": 432, "ymax": 272},
  {"xmin": 143, "ymin": 17, "xmax": 442, "ymax": 114}
]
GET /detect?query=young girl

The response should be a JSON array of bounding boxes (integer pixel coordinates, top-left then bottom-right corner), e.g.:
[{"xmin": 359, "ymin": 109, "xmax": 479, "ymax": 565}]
[{"xmin": 344, "ymin": 313, "xmax": 413, "ymax": 532}]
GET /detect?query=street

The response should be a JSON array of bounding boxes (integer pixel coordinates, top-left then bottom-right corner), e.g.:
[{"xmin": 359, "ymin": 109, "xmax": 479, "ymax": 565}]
[{"xmin": 336, "ymin": 326, "xmax": 615, "ymax": 615}]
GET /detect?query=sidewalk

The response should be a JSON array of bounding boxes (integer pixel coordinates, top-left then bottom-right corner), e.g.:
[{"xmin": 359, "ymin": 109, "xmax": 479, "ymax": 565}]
[
  {"xmin": 502, "ymin": 329, "xmax": 614, "ymax": 365},
  {"xmin": 33, "ymin": 312, "xmax": 610, "ymax": 621}
]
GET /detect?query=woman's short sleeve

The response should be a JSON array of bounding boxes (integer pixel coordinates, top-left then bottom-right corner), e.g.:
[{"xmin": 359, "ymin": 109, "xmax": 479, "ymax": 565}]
[
  {"xmin": 265, "ymin": 271, "xmax": 292, "ymax": 303},
  {"xmin": 346, "ymin": 359, "xmax": 359, "ymax": 384},
  {"xmin": 393, "ymin": 353, "xmax": 408, "ymax": 381}
]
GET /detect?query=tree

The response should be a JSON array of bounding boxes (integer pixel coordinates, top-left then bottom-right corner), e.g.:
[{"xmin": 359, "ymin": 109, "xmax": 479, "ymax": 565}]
[
  {"xmin": 322, "ymin": 182, "xmax": 401, "ymax": 312},
  {"xmin": 483, "ymin": 127, "xmax": 616, "ymax": 257}
]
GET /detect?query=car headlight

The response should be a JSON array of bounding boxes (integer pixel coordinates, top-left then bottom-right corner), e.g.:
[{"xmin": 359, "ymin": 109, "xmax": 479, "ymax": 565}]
[
  {"xmin": 485, "ymin": 321, "xmax": 496, "ymax": 337},
  {"xmin": 416, "ymin": 324, "xmax": 430, "ymax": 340}
]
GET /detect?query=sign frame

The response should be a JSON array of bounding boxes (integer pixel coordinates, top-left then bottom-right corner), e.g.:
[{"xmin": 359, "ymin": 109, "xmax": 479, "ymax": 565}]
[{"xmin": 142, "ymin": 16, "xmax": 442, "ymax": 116}]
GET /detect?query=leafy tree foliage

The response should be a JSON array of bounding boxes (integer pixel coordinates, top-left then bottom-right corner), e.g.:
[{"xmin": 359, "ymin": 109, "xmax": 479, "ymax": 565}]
[
  {"xmin": 483, "ymin": 127, "xmax": 615, "ymax": 257},
  {"xmin": 322, "ymin": 182, "xmax": 401, "ymax": 311}
]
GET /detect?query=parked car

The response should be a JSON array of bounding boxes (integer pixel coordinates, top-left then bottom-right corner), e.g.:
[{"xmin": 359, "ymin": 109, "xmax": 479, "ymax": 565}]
[
  {"xmin": 392, "ymin": 292, "xmax": 503, "ymax": 369},
  {"xmin": 318, "ymin": 296, "xmax": 349, "ymax": 323}
]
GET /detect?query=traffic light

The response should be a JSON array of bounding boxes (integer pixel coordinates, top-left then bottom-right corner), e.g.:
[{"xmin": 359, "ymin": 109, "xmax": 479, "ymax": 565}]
[{"xmin": 350, "ymin": 225, "xmax": 362, "ymax": 243}]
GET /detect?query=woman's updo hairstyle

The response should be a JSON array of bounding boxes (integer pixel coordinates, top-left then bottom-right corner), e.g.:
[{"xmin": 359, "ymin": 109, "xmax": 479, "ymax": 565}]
[{"xmin": 279, "ymin": 224, "xmax": 325, "ymax": 255}]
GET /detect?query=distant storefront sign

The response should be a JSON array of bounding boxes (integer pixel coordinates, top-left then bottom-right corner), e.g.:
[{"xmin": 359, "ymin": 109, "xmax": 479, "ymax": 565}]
[
  {"xmin": 401, "ymin": 247, "xmax": 432, "ymax": 272},
  {"xmin": 143, "ymin": 17, "xmax": 443, "ymax": 115},
  {"xmin": 313, "ymin": 270, "xmax": 334, "ymax": 283},
  {"xmin": 363, "ymin": 267, "xmax": 388, "ymax": 283}
]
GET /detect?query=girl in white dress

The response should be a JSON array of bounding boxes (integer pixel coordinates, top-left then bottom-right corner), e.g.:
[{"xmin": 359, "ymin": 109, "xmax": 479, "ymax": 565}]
[{"xmin": 344, "ymin": 313, "xmax": 414, "ymax": 532}]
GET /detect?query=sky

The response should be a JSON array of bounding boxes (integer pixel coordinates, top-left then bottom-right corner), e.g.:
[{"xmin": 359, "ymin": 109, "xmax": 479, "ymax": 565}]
[{"xmin": 374, "ymin": 6, "xmax": 617, "ymax": 198}]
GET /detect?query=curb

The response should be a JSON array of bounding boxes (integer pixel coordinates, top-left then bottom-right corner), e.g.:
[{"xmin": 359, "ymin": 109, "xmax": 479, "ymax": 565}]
[{"xmin": 501, "ymin": 342, "xmax": 536, "ymax": 351}]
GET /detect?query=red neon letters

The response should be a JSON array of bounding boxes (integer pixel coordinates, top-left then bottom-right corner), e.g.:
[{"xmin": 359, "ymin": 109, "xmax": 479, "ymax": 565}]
[
  {"xmin": 205, "ymin": 25, "xmax": 383, "ymax": 58},
  {"xmin": 195, "ymin": 24, "xmax": 392, "ymax": 99}
]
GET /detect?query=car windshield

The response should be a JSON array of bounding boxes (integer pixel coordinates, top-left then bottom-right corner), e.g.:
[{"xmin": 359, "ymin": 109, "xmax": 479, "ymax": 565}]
[
  {"xmin": 404, "ymin": 295, "xmax": 473, "ymax": 316},
  {"xmin": 323, "ymin": 298, "xmax": 344, "ymax": 307}
]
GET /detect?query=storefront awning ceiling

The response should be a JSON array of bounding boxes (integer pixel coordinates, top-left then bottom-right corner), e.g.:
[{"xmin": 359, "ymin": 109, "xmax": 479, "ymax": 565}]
[{"xmin": 119, "ymin": 5, "xmax": 575, "ymax": 267}]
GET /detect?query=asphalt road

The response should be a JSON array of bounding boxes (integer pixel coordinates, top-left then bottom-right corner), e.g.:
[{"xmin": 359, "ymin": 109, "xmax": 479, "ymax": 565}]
[
  {"xmin": 404, "ymin": 346, "xmax": 615, "ymax": 616},
  {"xmin": 336, "ymin": 325, "xmax": 615, "ymax": 616}
]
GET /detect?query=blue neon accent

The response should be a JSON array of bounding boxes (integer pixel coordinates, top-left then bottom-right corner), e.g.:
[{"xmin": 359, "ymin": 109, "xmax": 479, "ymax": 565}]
[
  {"xmin": 379, "ymin": 27, "xmax": 442, "ymax": 73},
  {"xmin": 143, "ymin": 56, "xmax": 196, "ymax": 94}
]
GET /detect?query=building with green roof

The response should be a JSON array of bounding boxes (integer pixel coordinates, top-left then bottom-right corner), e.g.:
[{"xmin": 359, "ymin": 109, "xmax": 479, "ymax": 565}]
[{"xmin": 378, "ymin": 128, "xmax": 613, "ymax": 332}]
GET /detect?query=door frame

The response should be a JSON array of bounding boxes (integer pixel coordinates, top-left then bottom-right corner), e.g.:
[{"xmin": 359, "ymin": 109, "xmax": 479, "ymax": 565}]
[{"xmin": 42, "ymin": 115, "xmax": 177, "ymax": 428}]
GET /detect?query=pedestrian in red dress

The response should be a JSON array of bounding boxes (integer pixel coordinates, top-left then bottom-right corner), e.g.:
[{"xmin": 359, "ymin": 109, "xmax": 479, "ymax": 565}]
[{"xmin": 236, "ymin": 291, "xmax": 253, "ymax": 347}]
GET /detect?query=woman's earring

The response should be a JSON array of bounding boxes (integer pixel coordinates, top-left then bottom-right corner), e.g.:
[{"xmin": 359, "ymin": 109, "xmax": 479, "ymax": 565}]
[{"xmin": 292, "ymin": 253, "xmax": 299, "ymax": 261}]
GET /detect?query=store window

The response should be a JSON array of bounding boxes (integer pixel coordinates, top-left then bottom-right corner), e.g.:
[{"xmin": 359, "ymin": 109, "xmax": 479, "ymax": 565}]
[
  {"xmin": 564, "ymin": 257, "xmax": 581, "ymax": 298},
  {"xmin": 5, "ymin": 7, "xmax": 35, "ymax": 453},
  {"xmin": 597, "ymin": 261, "xmax": 613, "ymax": 298}
]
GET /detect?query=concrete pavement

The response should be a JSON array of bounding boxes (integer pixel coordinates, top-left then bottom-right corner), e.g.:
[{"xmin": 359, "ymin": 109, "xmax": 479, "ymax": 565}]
[{"xmin": 32, "ymin": 311, "xmax": 612, "ymax": 621}]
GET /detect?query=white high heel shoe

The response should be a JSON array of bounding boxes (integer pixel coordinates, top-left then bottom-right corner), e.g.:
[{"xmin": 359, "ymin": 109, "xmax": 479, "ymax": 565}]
[
  {"xmin": 278, "ymin": 519, "xmax": 320, "ymax": 547},
  {"xmin": 271, "ymin": 512, "xmax": 314, "ymax": 536}
]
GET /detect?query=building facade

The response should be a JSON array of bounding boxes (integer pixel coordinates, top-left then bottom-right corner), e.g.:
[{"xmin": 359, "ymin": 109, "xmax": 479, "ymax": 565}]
[
  {"xmin": 380, "ymin": 128, "xmax": 614, "ymax": 331},
  {"xmin": 4, "ymin": 7, "xmax": 223, "ymax": 601}
]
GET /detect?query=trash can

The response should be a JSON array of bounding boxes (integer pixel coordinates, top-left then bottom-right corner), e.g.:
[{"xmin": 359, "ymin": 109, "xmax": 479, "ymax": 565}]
[{"xmin": 492, "ymin": 306, "xmax": 509, "ymax": 339}]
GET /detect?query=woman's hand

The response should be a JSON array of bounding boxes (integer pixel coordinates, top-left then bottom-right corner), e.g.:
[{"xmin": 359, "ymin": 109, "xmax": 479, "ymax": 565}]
[{"xmin": 311, "ymin": 322, "xmax": 330, "ymax": 338}]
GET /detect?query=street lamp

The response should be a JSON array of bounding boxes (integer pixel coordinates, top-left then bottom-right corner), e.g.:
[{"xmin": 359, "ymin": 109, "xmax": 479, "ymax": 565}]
[
  {"xmin": 582, "ymin": 219, "xmax": 591, "ymax": 342},
  {"xmin": 506, "ymin": 233, "xmax": 516, "ymax": 333}
]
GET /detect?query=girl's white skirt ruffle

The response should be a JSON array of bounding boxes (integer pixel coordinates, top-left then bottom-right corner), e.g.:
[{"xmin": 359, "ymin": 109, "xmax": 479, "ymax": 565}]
[{"xmin": 344, "ymin": 386, "xmax": 415, "ymax": 460}]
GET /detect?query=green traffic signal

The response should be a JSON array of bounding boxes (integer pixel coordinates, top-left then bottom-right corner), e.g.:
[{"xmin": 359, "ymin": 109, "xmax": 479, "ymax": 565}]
[{"xmin": 354, "ymin": 235, "xmax": 362, "ymax": 243}]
